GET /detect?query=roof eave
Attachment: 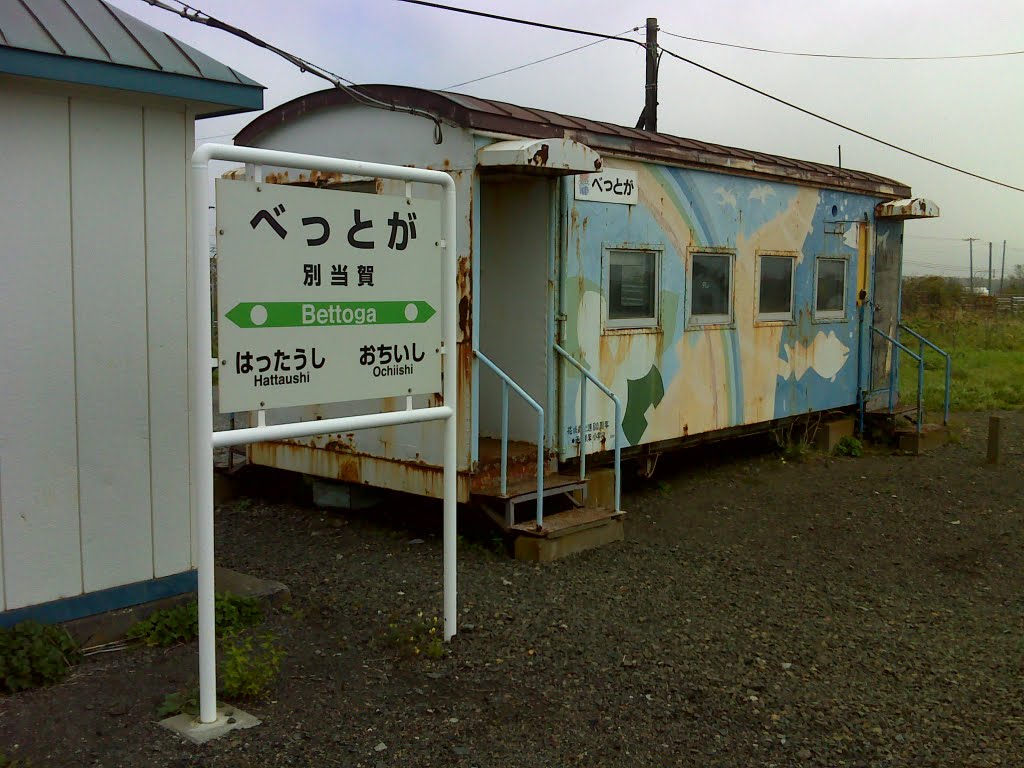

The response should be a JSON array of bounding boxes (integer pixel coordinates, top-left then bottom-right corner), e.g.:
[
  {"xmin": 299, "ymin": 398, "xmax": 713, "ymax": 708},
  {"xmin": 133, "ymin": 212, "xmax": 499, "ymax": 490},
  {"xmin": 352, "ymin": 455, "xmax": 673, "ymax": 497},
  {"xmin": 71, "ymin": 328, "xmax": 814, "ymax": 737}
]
[
  {"xmin": 0, "ymin": 46, "xmax": 264, "ymax": 115},
  {"xmin": 235, "ymin": 86, "xmax": 909, "ymax": 198}
]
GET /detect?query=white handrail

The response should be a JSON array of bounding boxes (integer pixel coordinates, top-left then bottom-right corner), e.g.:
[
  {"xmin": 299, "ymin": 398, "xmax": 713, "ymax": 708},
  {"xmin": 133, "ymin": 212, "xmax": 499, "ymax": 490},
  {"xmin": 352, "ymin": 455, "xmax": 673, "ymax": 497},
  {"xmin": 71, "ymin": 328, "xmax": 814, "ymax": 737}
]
[
  {"xmin": 554, "ymin": 344, "xmax": 622, "ymax": 513},
  {"xmin": 474, "ymin": 349, "xmax": 545, "ymax": 529}
]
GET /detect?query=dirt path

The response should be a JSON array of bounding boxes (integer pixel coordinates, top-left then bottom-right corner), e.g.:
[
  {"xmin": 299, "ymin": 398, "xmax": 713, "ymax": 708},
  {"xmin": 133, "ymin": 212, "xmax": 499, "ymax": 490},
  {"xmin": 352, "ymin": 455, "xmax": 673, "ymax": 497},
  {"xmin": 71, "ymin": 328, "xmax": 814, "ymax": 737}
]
[{"xmin": 2, "ymin": 411, "xmax": 1021, "ymax": 767}]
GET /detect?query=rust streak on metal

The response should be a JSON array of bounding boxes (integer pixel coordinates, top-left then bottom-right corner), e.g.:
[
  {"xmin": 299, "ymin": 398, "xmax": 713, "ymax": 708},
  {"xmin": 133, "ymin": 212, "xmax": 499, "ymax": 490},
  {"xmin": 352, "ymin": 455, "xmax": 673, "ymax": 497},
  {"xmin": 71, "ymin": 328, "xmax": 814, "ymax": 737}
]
[
  {"xmin": 457, "ymin": 256, "xmax": 472, "ymax": 341},
  {"xmin": 249, "ymin": 441, "xmax": 472, "ymax": 501}
]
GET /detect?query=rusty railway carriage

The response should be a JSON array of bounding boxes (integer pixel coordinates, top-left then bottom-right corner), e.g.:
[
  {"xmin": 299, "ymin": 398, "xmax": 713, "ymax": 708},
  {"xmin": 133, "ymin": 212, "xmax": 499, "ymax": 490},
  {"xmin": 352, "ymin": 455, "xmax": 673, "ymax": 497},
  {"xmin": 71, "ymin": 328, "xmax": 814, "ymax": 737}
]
[{"xmin": 229, "ymin": 85, "xmax": 939, "ymax": 542}]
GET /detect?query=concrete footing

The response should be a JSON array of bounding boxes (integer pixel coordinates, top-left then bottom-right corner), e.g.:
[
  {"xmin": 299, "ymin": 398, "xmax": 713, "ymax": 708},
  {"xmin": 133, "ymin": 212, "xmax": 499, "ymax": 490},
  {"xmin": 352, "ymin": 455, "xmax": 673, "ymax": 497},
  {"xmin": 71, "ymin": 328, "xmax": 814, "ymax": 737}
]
[
  {"xmin": 896, "ymin": 424, "xmax": 950, "ymax": 454},
  {"xmin": 815, "ymin": 417, "xmax": 855, "ymax": 453},
  {"xmin": 160, "ymin": 705, "xmax": 260, "ymax": 745}
]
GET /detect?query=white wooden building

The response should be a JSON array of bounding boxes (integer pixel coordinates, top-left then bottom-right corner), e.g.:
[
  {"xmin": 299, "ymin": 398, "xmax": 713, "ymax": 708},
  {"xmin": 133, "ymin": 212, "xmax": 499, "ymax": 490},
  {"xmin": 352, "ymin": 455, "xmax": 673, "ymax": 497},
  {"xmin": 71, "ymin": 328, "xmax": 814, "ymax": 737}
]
[{"xmin": 0, "ymin": 0, "xmax": 262, "ymax": 625}]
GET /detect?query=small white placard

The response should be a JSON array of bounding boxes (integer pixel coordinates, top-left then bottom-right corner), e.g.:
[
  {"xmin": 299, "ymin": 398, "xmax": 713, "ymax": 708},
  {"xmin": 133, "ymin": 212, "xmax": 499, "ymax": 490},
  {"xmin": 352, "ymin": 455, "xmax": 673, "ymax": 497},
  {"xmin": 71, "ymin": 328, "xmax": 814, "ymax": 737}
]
[{"xmin": 574, "ymin": 169, "xmax": 638, "ymax": 205}]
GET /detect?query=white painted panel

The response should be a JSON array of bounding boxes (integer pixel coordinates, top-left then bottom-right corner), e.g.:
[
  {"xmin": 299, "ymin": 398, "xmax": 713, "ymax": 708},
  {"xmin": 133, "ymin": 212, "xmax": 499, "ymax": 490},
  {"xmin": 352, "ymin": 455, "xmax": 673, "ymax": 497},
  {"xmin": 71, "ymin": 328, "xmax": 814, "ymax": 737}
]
[
  {"xmin": 144, "ymin": 108, "xmax": 191, "ymax": 577},
  {"xmin": 0, "ymin": 89, "xmax": 83, "ymax": 609},
  {"xmin": 70, "ymin": 98, "xmax": 154, "ymax": 591},
  {"xmin": 479, "ymin": 179, "xmax": 550, "ymax": 442}
]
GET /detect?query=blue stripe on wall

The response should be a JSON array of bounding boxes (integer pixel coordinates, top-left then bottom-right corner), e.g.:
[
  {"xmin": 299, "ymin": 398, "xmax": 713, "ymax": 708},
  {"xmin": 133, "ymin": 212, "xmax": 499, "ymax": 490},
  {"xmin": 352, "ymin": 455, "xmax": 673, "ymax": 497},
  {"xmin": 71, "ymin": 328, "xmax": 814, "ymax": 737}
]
[{"xmin": 0, "ymin": 570, "xmax": 197, "ymax": 628}]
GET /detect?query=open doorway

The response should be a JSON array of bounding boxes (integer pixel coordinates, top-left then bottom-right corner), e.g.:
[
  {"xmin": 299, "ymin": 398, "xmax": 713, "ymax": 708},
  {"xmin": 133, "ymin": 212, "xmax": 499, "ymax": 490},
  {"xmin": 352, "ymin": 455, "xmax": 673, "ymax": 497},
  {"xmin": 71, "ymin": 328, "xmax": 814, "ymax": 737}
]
[{"xmin": 477, "ymin": 177, "xmax": 552, "ymax": 450}]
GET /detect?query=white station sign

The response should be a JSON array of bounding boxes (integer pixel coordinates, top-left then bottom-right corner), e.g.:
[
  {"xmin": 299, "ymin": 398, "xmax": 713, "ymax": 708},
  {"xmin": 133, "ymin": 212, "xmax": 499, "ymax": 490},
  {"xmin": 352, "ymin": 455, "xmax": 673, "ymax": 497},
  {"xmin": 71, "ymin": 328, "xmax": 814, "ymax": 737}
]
[
  {"xmin": 574, "ymin": 168, "xmax": 638, "ymax": 205},
  {"xmin": 216, "ymin": 180, "xmax": 442, "ymax": 412}
]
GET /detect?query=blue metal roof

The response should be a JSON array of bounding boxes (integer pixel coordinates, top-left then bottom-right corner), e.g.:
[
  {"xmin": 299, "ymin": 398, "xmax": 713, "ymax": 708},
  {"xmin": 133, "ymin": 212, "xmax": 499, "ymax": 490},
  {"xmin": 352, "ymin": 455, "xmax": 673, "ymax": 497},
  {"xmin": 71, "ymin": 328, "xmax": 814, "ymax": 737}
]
[{"xmin": 0, "ymin": 0, "xmax": 263, "ymax": 117}]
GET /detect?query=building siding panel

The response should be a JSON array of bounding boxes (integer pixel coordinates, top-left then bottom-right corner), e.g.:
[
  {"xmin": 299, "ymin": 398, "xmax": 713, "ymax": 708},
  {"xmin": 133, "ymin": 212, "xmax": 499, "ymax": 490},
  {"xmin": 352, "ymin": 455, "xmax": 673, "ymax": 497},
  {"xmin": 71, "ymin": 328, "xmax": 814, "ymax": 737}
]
[
  {"xmin": 0, "ymin": 89, "xmax": 83, "ymax": 610},
  {"xmin": 70, "ymin": 97, "xmax": 154, "ymax": 592},
  {"xmin": 143, "ymin": 106, "xmax": 192, "ymax": 577}
]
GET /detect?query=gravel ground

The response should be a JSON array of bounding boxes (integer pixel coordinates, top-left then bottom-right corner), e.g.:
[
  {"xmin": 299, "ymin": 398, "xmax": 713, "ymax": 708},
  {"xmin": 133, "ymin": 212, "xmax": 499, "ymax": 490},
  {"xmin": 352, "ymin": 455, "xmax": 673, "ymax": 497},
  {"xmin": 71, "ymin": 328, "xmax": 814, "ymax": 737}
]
[{"xmin": 2, "ymin": 411, "xmax": 1022, "ymax": 767}]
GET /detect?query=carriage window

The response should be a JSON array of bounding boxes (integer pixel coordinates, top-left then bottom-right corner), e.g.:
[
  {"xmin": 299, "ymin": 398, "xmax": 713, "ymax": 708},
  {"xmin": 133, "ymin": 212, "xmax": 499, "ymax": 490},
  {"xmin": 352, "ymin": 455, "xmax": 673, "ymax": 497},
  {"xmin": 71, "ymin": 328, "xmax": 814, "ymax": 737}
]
[
  {"xmin": 689, "ymin": 251, "xmax": 733, "ymax": 325},
  {"xmin": 758, "ymin": 254, "xmax": 795, "ymax": 321},
  {"xmin": 605, "ymin": 248, "xmax": 660, "ymax": 328},
  {"xmin": 815, "ymin": 257, "xmax": 848, "ymax": 319}
]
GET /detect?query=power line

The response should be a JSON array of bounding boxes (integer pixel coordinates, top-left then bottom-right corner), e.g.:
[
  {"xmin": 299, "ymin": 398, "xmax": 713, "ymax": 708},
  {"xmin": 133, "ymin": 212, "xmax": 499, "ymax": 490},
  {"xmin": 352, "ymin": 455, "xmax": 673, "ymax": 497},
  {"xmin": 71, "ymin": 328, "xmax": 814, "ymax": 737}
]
[
  {"xmin": 392, "ymin": 0, "xmax": 645, "ymax": 47},
  {"xmin": 158, "ymin": 0, "xmax": 1024, "ymax": 195},
  {"xmin": 142, "ymin": 0, "xmax": 446, "ymax": 143},
  {"xmin": 660, "ymin": 29, "xmax": 1024, "ymax": 61},
  {"xmin": 443, "ymin": 27, "xmax": 639, "ymax": 90},
  {"xmin": 658, "ymin": 45, "xmax": 1024, "ymax": 193},
  {"xmin": 390, "ymin": 2, "xmax": 1023, "ymax": 194}
]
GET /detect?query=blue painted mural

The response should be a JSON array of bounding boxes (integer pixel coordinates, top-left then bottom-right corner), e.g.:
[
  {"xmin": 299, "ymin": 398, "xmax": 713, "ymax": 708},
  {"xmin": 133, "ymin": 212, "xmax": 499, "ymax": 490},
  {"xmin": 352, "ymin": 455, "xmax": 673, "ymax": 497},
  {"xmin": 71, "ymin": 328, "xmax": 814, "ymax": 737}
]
[{"xmin": 558, "ymin": 159, "xmax": 897, "ymax": 459}]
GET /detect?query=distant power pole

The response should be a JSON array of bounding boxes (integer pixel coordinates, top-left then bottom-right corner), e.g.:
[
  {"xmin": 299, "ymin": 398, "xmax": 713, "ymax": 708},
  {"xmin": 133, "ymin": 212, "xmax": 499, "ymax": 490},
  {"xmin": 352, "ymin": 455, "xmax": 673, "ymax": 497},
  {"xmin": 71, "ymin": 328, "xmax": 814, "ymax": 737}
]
[
  {"xmin": 1000, "ymin": 240, "xmax": 1006, "ymax": 294},
  {"xmin": 989, "ymin": 241, "xmax": 993, "ymax": 295},
  {"xmin": 965, "ymin": 237, "xmax": 979, "ymax": 294}
]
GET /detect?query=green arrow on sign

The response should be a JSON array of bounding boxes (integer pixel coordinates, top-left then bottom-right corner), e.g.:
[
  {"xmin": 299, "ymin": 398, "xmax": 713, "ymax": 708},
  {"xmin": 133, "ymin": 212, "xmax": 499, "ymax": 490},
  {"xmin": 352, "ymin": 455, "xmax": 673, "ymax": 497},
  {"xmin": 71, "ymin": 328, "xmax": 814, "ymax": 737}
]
[{"xmin": 225, "ymin": 301, "xmax": 437, "ymax": 329}]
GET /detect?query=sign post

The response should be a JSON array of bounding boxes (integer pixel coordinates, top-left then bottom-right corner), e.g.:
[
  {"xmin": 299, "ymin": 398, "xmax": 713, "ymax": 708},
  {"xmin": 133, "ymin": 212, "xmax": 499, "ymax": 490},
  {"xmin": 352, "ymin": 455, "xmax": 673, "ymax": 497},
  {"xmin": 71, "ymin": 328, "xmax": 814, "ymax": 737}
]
[{"xmin": 190, "ymin": 145, "xmax": 458, "ymax": 726}]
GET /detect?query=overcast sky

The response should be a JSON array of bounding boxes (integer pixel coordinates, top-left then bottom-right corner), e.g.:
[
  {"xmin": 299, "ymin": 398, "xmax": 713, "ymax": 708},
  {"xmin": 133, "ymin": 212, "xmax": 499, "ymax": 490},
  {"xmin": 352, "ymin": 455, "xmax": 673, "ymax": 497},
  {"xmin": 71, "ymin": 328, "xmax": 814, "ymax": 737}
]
[{"xmin": 117, "ymin": 0, "xmax": 1024, "ymax": 281}]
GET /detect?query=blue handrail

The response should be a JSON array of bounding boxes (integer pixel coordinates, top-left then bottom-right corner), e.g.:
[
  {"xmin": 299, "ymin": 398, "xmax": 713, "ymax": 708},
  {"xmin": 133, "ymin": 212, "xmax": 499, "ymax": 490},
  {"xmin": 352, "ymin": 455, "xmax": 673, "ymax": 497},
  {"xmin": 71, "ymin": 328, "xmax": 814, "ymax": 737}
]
[
  {"xmin": 554, "ymin": 344, "xmax": 622, "ymax": 513},
  {"xmin": 871, "ymin": 327, "xmax": 924, "ymax": 435},
  {"xmin": 899, "ymin": 324, "xmax": 952, "ymax": 426},
  {"xmin": 473, "ymin": 349, "xmax": 546, "ymax": 529}
]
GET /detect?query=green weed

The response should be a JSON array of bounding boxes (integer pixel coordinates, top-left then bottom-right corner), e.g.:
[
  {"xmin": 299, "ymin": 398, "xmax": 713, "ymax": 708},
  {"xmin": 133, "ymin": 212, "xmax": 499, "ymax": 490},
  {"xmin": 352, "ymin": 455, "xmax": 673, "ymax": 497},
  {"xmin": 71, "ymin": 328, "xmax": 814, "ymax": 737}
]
[
  {"xmin": 0, "ymin": 621, "xmax": 81, "ymax": 693},
  {"xmin": 833, "ymin": 436, "xmax": 863, "ymax": 457},
  {"xmin": 219, "ymin": 631, "xmax": 285, "ymax": 700},
  {"xmin": 156, "ymin": 682, "xmax": 201, "ymax": 718},
  {"xmin": 127, "ymin": 593, "xmax": 263, "ymax": 647},
  {"xmin": 385, "ymin": 611, "xmax": 445, "ymax": 660}
]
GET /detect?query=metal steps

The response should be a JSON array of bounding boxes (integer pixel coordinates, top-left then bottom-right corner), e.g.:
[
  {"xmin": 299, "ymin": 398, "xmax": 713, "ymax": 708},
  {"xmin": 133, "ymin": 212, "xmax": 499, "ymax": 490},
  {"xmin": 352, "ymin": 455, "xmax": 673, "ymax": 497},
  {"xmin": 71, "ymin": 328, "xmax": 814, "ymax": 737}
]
[
  {"xmin": 510, "ymin": 505, "xmax": 623, "ymax": 537},
  {"xmin": 511, "ymin": 506, "xmax": 626, "ymax": 562},
  {"xmin": 472, "ymin": 472, "xmax": 587, "ymax": 528}
]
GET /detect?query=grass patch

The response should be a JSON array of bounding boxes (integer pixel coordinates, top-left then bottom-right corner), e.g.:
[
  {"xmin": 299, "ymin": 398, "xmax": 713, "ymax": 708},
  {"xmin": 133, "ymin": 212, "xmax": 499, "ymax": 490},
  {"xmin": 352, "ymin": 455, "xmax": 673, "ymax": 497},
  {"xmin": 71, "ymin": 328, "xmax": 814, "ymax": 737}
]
[{"xmin": 898, "ymin": 310, "xmax": 1024, "ymax": 412}]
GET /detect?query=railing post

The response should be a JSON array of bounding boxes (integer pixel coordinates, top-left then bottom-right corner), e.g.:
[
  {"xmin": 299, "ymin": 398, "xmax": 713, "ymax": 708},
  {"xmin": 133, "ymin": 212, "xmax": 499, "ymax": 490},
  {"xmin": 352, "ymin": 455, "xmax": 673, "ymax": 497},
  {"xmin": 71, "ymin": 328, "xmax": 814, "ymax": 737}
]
[
  {"xmin": 917, "ymin": 358, "xmax": 925, "ymax": 435},
  {"xmin": 944, "ymin": 356, "xmax": 951, "ymax": 426},
  {"xmin": 536, "ymin": 411, "xmax": 545, "ymax": 530},
  {"xmin": 500, "ymin": 381, "xmax": 509, "ymax": 497},
  {"xmin": 553, "ymin": 343, "xmax": 622, "ymax": 515},
  {"xmin": 579, "ymin": 378, "xmax": 587, "ymax": 481},
  {"xmin": 888, "ymin": 345, "xmax": 897, "ymax": 413},
  {"xmin": 613, "ymin": 397, "xmax": 622, "ymax": 513}
]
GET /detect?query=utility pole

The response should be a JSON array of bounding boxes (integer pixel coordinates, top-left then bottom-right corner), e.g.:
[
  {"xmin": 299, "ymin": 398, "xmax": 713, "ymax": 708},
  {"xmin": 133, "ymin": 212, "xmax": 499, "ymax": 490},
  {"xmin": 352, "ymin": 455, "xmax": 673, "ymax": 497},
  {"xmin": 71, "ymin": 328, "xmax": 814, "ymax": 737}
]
[
  {"xmin": 987, "ymin": 241, "xmax": 995, "ymax": 296},
  {"xmin": 965, "ymin": 237, "xmax": 978, "ymax": 294},
  {"xmin": 1000, "ymin": 240, "xmax": 1006, "ymax": 294},
  {"xmin": 644, "ymin": 17, "xmax": 658, "ymax": 131},
  {"xmin": 988, "ymin": 241, "xmax": 993, "ymax": 296}
]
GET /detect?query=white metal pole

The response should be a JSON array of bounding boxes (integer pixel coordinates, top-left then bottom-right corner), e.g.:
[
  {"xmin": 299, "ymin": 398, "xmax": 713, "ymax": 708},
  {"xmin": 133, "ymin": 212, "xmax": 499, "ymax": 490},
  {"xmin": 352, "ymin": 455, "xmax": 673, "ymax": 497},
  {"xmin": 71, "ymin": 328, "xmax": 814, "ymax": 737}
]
[
  {"xmin": 441, "ymin": 178, "xmax": 458, "ymax": 642},
  {"xmin": 189, "ymin": 150, "xmax": 218, "ymax": 724}
]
